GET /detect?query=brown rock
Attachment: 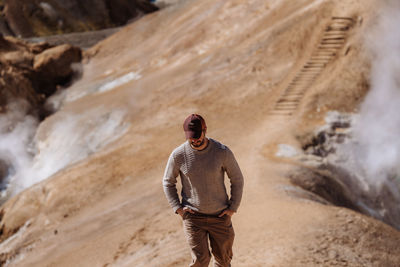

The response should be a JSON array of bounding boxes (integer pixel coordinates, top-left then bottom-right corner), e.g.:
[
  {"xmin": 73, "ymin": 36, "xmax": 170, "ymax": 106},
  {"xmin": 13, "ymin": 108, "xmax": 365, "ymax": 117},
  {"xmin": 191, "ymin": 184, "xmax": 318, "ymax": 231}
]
[
  {"xmin": 33, "ymin": 44, "xmax": 82, "ymax": 96},
  {"xmin": 0, "ymin": 37, "xmax": 41, "ymax": 111},
  {"xmin": 0, "ymin": 70, "xmax": 41, "ymax": 113},
  {"xmin": 105, "ymin": 0, "xmax": 159, "ymax": 25},
  {"xmin": 3, "ymin": 1, "xmax": 34, "ymax": 37},
  {"xmin": 0, "ymin": 36, "xmax": 81, "ymax": 117},
  {"xmin": 0, "ymin": 17, "xmax": 13, "ymax": 36},
  {"xmin": 28, "ymin": 42, "xmax": 53, "ymax": 55},
  {"xmin": 0, "ymin": 160, "xmax": 9, "ymax": 187},
  {"xmin": 0, "ymin": 51, "xmax": 34, "ymax": 67},
  {"xmin": 3, "ymin": 0, "xmax": 158, "ymax": 37},
  {"xmin": 0, "ymin": 34, "xmax": 12, "ymax": 51},
  {"xmin": 34, "ymin": 44, "xmax": 81, "ymax": 77}
]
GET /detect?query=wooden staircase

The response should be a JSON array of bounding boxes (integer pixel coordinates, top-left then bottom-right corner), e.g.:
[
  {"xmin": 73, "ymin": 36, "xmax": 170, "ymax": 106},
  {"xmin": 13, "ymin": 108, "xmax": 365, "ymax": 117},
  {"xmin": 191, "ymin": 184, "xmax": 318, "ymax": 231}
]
[{"xmin": 270, "ymin": 17, "xmax": 355, "ymax": 116}]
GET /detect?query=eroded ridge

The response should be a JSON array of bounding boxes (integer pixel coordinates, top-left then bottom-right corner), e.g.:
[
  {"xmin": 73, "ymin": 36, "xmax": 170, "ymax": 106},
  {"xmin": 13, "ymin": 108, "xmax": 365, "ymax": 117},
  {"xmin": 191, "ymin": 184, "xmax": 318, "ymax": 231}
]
[{"xmin": 270, "ymin": 17, "xmax": 355, "ymax": 116}]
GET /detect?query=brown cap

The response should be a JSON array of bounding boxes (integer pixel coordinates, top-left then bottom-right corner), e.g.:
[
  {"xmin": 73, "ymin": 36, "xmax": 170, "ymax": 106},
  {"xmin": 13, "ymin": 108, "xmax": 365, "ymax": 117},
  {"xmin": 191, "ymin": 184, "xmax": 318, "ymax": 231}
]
[{"xmin": 183, "ymin": 114, "xmax": 206, "ymax": 139}]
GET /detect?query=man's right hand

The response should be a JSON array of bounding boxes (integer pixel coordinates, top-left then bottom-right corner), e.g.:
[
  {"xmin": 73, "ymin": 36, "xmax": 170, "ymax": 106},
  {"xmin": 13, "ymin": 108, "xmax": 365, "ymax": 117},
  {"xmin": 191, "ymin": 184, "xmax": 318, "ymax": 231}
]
[{"xmin": 177, "ymin": 207, "xmax": 195, "ymax": 217}]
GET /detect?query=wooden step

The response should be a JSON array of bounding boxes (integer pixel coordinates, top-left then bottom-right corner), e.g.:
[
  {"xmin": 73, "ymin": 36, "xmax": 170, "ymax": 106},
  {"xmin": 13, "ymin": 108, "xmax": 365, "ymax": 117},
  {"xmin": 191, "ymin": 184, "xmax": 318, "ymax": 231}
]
[
  {"xmin": 324, "ymin": 29, "xmax": 349, "ymax": 32},
  {"xmin": 332, "ymin": 16, "xmax": 354, "ymax": 21},
  {"xmin": 317, "ymin": 46, "xmax": 340, "ymax": 50},
  {"xmin": 311, "ymin": 53, "xmax": 335, "ymax": 56},
  {"xmin": 283, "ymin": 93, "xmax": 305, "ymax": 99},
  {"xmin": 312, "ymin": 50, "xmax": 337, "ymax": 54},
  {"xmin": 277, "ymin": 97, "xmax": 301, "ymax": 103},
  {"xmin": 322, "ymin": 37, "xmax": 345, "ymax": 41},
  {"xmin": 310, "ymin": 55, "xmax": 333, "ymax": 58},
  {"xmin": 292, "ymin": 76, "xmax": 317, "ymax": 81},
  {"xmin": 300, "ymin": 68, "xmax": 323, "ymax": 71},
  {"xmin": 275, "ymin": 102, "xmax": 298, "ymax": 108},
  {"xmin": 287, "ymin": 81, "xmax": 315, "ymax": 85},
  {"xmin": 288, "ymin": 83, "xmax": 312, "ymax": 88},
  {"xmin": 321, "ymin": 41, "xmax": 345, "ymax": 45},
  {"xmin": 274, "ymin": 107, "xmax": 297, "ymax": 111},
  {"xmin": 323, "ymin": 32, "xmax": 347, "ymax": 35},
  {"xmin": 293, "ymin": 77, "xmax": 318, "ymax": 81},
  {"xmin": 322, "ymin": 35, "xmax": 346, "ymax": 39},
  {"xmin": 269, "ymin": 111, "xmax": 293, "ymax": 116},
  {"xmin": 289, "ymin": 79, "xmax": 314, "ymax": 84},
  {"xmin": 311, "ymin": 52, "xmax": 336, "ymax": 57},
  {"xmin": 292, "ymin": 76, "xmax": 316, "ymax": 80},
  {"xmin": 278, "ymin": 100, "xmax": 300, "ymax": 105},
  {"xmin": 270, "ymin": 17, "xmax": 354, "ymax": 117},
  {"xmin": 325, "ymin": 27, "xmax": 350, "ymax": 31},
  {"xmin": 305, "ymin": 62, "xmax": 326, "ymax": 66},
  {"xmin": 295, "ymin": 75, "xmax": 317, "ymax": 78},
  {"xmin": 294, "ymin": 73, "xmax": 318, "ymax": 77},
  {"xmin": 275, "ymin": 106, "xmax": 298, "ymax": 112},
  {"xmin": 303, "ymin": 65, "xmax": 324, "ymax": 69},
  {"xmin": 282, "ymin": 92, "xmax": 305, "ymax": 97},
  {"xmin": 318, "ymin": 46, "xmax": 343, "ymax": 50},
  {"xmin": 321, "ymin": 40, "xmax": 345, "ymax": 44},
  {"xmin": 330, "ymin": 22, "xmax": 353, "ymax": 27},
  {"xmin": 307, "ymin": 59, "xmax": 329, "ymax": 63},
  {"xmin": 309, "ymin": 58, "xmax": 332, "ymax": 61},
  {"xmin": 296, "ymin": 73, "xmax": 320, "ymax": 76},
  {"xmin": 288, "ymin": 82, "xmax": 313, "ymax": 87},
  {"xmin": 319, "ymin": 43, "xmax": 344, "ymax": 46}
]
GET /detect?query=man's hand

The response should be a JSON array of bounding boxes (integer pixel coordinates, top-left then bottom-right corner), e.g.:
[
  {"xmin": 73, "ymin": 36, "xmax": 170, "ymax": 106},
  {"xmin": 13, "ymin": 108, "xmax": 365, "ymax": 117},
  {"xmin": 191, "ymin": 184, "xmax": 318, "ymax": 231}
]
[
  {"xmin": 218, "ymin": 209, "xmax": 235, "ymax": 217},
  {"xmin": 177, "ymin": 207, "xmax": 195, "ymax": 217}
]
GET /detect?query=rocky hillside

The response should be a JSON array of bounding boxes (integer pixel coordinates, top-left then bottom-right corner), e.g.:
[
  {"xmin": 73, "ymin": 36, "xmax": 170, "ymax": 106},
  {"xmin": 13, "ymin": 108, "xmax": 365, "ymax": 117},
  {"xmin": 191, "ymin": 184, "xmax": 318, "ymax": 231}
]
[
  {"xmin": 0, "ymin": 0, "xmax": 158, "ymax": 37},
  {"xmin": 0, "ymin": 0, "xmax": 399, "ymax": 266},
  {"xmin": 0, "ymin": 35, "xmax": 82, "ymax": 200},
  {"xmin": 0, "ymin": 35, "xmax": 81, "ymax": 115}
]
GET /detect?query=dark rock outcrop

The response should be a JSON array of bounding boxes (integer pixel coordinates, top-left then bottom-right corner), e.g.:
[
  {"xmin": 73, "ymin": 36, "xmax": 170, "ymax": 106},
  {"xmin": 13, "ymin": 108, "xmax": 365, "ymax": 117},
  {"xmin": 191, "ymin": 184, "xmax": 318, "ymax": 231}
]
[
  {"xmin": 293, "ymin": 114, "xmax": 400, "ymax": 230},
  {"xmin": 1, "ymin": 0, "xmax": 158, "ymax": 37},
  {"xmin": 33, "ymin": 44, "xmax": 82, "ymax": 96},
  {"xmin": 0, "ymin": 36, "xmax": 82, "ymax": 116},
  {"xmin": 0, "ymin": 159, "xmax": 9, "ymax": 189},
  {"xmin": 0, "ymin": 16, "xmax": 12, "ymax": 37},
  {"xmin": 289, "ymin": 166, "xmax": 361, "ymax": 212}
]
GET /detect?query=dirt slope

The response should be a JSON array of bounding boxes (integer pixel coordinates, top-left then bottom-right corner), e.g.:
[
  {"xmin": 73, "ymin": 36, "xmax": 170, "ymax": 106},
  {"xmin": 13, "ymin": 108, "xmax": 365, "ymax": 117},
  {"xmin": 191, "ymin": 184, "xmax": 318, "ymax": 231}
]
[
  {"xmin": 1, "ymin": 0, "xmax": 158, "ymax": 37},
  {"xmin": 0, "ymin": 0, "xmax": 399, "ymax": 266}
]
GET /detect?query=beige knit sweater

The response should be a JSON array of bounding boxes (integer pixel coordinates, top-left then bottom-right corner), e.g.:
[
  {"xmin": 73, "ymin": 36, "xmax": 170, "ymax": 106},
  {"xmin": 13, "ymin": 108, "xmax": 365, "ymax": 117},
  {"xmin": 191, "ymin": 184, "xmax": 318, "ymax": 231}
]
[{"xmin": 163, "ymin": 138, "xmax": 244, "ymax": 215}]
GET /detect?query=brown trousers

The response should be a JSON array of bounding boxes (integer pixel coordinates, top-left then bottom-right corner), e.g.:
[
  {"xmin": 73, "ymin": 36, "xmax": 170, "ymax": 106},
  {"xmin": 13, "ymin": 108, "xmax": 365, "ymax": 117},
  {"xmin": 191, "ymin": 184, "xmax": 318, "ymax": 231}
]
[{"xmin": 182, "ymin": 212, "xmax": 235, "ymax": 267}]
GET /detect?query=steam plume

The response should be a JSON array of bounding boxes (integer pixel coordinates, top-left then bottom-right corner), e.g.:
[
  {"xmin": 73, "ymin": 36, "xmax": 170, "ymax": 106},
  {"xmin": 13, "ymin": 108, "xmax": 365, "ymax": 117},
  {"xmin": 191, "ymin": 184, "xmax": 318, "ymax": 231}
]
[
  {"xmin": 331, "ymin": 0, "xmax": 400, "ymax": 228},
  {"xmin": 0, "ymin": 100, "xmax": 37, "ymax": 198},
  {"xmin": 351, "ymin": 0, "xmax": 400, "ymax": 186}
]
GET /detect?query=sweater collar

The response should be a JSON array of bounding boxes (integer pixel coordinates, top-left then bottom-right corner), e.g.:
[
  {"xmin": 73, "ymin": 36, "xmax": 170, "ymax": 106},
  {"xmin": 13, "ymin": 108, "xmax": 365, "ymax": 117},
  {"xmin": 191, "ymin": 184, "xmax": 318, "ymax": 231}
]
[{"xmin": 186, "ymin": 138, "xmax": 213, "ymax": 154}]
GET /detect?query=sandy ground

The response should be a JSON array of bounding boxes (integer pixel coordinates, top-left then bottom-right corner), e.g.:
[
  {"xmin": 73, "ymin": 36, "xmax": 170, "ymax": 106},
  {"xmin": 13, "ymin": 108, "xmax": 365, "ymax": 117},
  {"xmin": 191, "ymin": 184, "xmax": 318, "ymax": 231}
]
[{"xmin": 0, "ymin": 0, "xmax": 400, "ymax": 266}]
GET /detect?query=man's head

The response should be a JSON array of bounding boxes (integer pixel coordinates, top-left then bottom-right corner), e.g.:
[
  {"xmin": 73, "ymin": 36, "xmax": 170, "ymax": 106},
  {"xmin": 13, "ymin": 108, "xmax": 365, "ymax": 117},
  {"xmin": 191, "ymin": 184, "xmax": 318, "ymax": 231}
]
[{"xmin": 183, "ymin": 114, "xmax": 207, "ymax": 148}]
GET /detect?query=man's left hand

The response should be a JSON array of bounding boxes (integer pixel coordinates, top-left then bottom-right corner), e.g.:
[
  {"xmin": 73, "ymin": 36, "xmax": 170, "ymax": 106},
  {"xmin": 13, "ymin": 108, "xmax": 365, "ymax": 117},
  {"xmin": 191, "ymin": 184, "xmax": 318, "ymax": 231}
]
[{"xmin": 218, "ymin": 209, "xmax": 235, "ymax": 217}]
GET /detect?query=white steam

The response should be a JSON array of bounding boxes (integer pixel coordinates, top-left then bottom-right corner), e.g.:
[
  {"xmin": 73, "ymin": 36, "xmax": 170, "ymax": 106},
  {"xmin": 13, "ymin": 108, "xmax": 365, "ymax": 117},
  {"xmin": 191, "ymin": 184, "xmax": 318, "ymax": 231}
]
[
  {"xmin": 0, "ymin": 101, "xmax": 38, "ymax": 193},
  {"xmin": 0, "ymin": 104, "xmax": 129, "ymax": 203},
  {"xmin": 350, "ymin": 1, "xmax": 400, "ymax": 186}
]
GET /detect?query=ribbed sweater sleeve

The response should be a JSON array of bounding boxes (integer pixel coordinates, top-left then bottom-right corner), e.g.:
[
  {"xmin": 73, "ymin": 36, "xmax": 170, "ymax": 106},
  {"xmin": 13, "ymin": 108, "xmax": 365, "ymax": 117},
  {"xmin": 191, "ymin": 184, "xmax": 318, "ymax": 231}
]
[
  {"xmin": 162, "ymin": 152, "xmax": 182, "ymax": 213},
  {"xmin": 224, "ymin": 147, "xmax": 244, "ymax": 212}
]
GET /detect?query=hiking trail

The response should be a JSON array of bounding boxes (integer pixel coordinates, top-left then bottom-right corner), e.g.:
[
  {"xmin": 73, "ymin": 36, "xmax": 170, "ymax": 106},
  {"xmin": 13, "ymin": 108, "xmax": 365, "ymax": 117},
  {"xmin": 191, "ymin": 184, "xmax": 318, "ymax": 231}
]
[{"xmin": 270, "ymin": 17, "xmax": 355, "ymax": 116}]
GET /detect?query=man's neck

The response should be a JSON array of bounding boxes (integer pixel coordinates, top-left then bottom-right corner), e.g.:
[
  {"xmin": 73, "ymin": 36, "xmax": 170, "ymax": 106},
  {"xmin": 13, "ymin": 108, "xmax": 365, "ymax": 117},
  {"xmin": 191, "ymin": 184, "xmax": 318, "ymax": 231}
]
[{"xmin": 191, "ymin": 137, "xmax": 209, "ymax": 151}]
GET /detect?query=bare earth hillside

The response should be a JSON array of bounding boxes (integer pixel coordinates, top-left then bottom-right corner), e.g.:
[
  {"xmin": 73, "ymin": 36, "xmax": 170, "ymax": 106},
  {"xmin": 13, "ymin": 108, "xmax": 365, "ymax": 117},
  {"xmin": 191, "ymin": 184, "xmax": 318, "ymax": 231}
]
[
  {"xmin": 1, "ymin": 0, "xmax": 158, "ymax": 37},
  {"xmin": 0, "ymin": 0, "xmax": 399, "ymax": 266}
]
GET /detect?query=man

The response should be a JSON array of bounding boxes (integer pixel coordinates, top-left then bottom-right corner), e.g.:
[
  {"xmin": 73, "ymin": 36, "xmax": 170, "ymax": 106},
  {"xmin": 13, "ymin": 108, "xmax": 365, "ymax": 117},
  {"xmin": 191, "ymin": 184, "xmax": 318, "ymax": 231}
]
[{"xmin": 163, "ymin": 114, "xmax": 244, "ymax": 267}]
